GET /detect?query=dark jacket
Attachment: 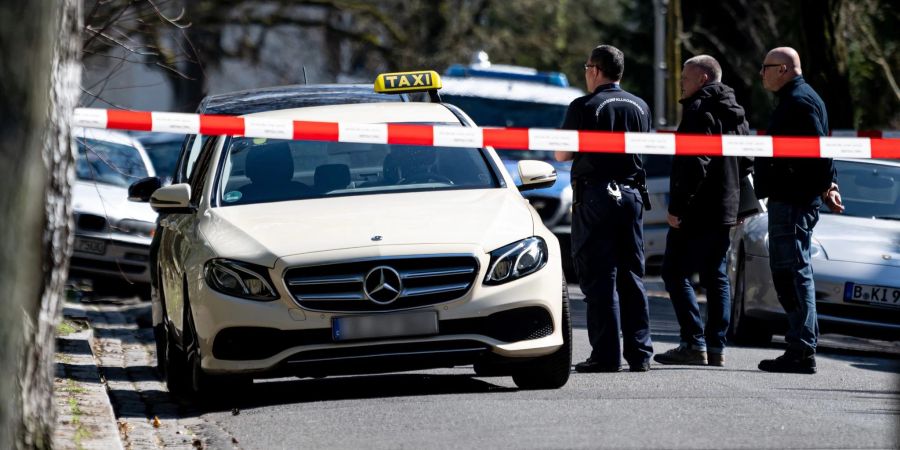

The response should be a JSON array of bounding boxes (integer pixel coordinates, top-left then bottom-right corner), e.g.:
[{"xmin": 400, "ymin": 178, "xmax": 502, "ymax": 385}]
[
  {"xmin": 563, "ymin": 83, "xmax": 652, "ymax": 183},
  {"xmin": 753, "ymin": 76, "xmax": 836, "ymax": 203},
  {"xmin": 668, "ymin": 82, "xmax": 752, "ymax": 227}
]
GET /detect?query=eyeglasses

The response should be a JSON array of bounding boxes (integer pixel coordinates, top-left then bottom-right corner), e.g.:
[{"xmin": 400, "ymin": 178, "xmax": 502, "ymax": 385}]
[
  {"xmin": 761, "ymin": 63, "xmax": 783, "ymax": 72},
  {"xmin": 584, "ymin": 64, "xmax": 597, "ymax": 70}
]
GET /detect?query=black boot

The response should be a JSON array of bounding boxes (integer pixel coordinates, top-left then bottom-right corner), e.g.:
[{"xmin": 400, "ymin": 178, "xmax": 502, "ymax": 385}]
[
  {"xmin": 758, "ymin": 349, "xmax": 816, "ymax": 374},
  {"xmin": 574, "ymin": 357, "xmax": 621, "ymax": 373}
]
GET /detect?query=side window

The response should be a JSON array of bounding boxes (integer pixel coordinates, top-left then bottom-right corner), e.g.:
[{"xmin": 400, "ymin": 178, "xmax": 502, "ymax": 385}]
[
  {"xmin": 174, "ymin": 134, "xmax": 207, "ymax": 184},
  {"xmin": 188, "ymin": 137, "xmax": 220, "ymax": 206}
]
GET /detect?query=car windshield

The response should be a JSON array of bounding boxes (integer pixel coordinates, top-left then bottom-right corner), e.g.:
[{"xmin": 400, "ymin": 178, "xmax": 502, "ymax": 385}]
[
  {"xmin": 826, "ymin": 160, "xmax": 900, "ymax": 220},
  {"xmin": 75, "ymin": 137, "xmax": 149, "ymax": 188},
  {"xmin": 217, "ymin": 136, "xmax": 498, "ymax": 206}
]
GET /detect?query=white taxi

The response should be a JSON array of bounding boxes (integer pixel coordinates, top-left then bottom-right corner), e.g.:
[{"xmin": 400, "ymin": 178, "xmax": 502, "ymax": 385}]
[{"xmin": 134, "ymin": 71, "xmax": 571, "ymax": 396}]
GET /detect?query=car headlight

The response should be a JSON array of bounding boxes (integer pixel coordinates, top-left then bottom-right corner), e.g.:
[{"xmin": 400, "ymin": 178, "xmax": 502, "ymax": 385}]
[
  {"xmin": 484, "ymin": 237, "xmax": 548, "ymax": 285},
  {"xmin": 763, "ymin": 234, "xmax": 828, "ymax": 260},
  {"xmin": 116, "ymin": 219, "xmax": 156, "ymax": 238},
  {"xmin": 810, "ymin": 239, "xmax": 827, "ymax": 260},
  {"xmin": 204, "ymin": 259, "xmax": 278, "ymax": 301}
]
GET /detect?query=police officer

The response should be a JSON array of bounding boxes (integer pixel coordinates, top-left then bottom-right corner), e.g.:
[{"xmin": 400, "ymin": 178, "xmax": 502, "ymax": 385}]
[{"xmin": 555, "ymin": 45, "xmax": 654, "ymax": 373}]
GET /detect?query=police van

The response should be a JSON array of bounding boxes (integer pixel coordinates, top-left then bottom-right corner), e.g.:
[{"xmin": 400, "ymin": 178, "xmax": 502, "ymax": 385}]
[{"xmin": 129, "ymin": 71, "xmax": 572, "ymax": 398}]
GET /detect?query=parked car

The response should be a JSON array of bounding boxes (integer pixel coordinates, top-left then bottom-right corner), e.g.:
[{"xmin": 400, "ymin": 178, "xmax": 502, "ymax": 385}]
[
  {"xmin": 70, "ymin": 128, "xmax": 157, "ymax": 291},
  {"xmin": 129, "ymin": 71, "xmax": 571, "ymax": 397},
  {"xmin": 728, "ymin": 158, "xmax": 900, "ymax": 343}
]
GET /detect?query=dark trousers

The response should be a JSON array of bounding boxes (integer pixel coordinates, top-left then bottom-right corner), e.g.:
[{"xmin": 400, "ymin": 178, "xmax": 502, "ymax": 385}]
[
  {"xmin": 661, "ymin": 225, "xmax": 732, "ymax": 353},
  {"xmin": 572, "ymin": 183, "xmax": 653, "ymax": 367},
  {"xmin": 767, "ymin": 200, "xmax": 820, "ymax": 353}
]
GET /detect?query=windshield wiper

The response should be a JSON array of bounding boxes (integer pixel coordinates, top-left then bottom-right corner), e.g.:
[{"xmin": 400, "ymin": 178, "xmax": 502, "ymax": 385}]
[{"xmin": 873, "ymin": 216, "xmax": 900, "ymax": 221}]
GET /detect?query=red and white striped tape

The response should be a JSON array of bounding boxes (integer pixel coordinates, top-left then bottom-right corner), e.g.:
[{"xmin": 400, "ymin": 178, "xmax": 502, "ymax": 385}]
[{"xmin": 73, "ymin": 108, "xmax": 900, "ymax": 159}]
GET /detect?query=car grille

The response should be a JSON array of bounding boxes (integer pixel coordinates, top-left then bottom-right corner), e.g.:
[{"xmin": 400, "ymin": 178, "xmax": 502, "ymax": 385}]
[
  {"xmin": 284, "ymin": 256, "xmax": 480, "ymax": 312},
  {"xmin": 527, "ymin": 196, "xmax": 560, "ymax": 221},
  {"xmin": 76, "ymin": 214, "xmax": 107, "ymax": 232}
]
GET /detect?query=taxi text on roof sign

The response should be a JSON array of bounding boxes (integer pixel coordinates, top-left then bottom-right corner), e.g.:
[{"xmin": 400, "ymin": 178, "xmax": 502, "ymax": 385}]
[{"xmin": 375, "ymin": 70, "xmax": 442, "ymax": 94}]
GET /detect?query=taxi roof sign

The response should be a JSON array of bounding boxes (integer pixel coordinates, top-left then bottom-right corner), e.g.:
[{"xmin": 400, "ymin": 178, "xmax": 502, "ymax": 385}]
[{"xmin": 375, "ymin": 70, "xmax": 442, "ymax": 94}]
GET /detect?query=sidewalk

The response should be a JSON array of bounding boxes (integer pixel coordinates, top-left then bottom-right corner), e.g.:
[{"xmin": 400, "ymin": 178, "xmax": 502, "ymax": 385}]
[
  {"xmin": 56, "ymin": 296, "xmax": 240, "ymax": 450},
  {"xmin": 54, "ymin": 307, "xmax": 123, "ymax": 450}
]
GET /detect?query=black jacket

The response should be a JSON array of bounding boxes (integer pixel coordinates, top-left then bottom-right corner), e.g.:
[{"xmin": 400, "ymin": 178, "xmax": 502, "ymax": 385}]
[
  {"xmin": 563, "ymin": 83, "xmax": 652, "ymax": 182},
  {"xmin": 668, "ymin": 82, "xmax": 751, "ymax": 227},
  {"xmin": 753, "ymin": 76, "xmax": 836, "ymax": 203}
]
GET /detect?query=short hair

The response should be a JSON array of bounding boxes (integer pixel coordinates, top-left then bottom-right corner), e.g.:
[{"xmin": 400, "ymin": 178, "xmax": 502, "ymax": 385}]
[
  {"xmin": 589, "ymin": 45, "xmax": 625, "ymax": 81},
  {"xmin": 684, "ymin": 55, "xmax": 722, "ymax": 82}
]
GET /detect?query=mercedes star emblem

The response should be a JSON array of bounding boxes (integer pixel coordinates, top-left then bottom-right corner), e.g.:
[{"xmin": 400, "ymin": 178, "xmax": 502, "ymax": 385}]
[{"xmin": 364, "ymin": 266, "xmax": 402, "ymax": 304}]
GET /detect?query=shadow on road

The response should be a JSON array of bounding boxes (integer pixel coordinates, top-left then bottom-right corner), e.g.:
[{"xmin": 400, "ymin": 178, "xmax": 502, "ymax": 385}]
[{"xmin": 108, "ymin": 372, "xmax": 516, "ymax": 418}]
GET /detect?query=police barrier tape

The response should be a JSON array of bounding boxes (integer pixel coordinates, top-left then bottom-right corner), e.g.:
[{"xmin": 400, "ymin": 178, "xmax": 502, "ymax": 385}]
[{"xmin": 73, "ymin": 108, "xmax": 900, "ymax": 159}]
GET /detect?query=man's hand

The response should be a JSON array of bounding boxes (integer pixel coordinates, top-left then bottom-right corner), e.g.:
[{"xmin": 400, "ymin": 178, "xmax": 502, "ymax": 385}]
[
  {"xmin": 554, "ymin": 151, "xmax": 573, "ymax": 162},
  {"xmin": 667, "ymin": 213, "xmax": 681, "ymax": 228},
  {"xmin": 822, "ymin": 183, "xmax": 844, "ymax": 214}
]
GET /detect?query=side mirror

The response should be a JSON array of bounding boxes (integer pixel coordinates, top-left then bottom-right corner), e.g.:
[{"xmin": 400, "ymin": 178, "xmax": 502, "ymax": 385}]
[
  {"xmin": 150, "ymin": 183, "xmax": 194, "ymax": 214},
  {"xmin": 517, "ymin": 160, "xmax": 557, "ymax": 192},
  {"xmin": 128, "ymin": 177, "xmax": 162, "ymax": 202}
]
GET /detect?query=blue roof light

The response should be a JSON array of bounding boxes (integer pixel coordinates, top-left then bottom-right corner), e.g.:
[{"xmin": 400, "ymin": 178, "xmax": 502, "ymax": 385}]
[{"xmin": 444, "ymin": 64, "xmax": 569, "ymax": 87}]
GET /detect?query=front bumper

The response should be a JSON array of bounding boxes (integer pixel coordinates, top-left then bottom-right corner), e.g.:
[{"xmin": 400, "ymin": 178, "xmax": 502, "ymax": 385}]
[
  {"xmin": 70, "ymin": 232, "xmax": 152, "ymax": 284},
  {"xmin": 189, "ymin": 243, "xmax": 565, "ymax": 376},
  {"xmin": 743, "ymin": 254, "xmax": 900, "ymax": 336}
]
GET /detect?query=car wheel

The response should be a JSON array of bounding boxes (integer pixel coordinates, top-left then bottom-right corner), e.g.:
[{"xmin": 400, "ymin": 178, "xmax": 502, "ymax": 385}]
[
  {"xmin": 511, "ymin": 279, "xmax": 572, "ymax": 390},
  {"xmin": 181, "ymin": 292, "xmax": 251, "ymax": 401},
  {"xmin": 163, "ymin": 320, "xmax": 191, "ymax": 395},
  {"xmin": 728, "ymin": 246, "xmax": 773, "ymax": 346}
]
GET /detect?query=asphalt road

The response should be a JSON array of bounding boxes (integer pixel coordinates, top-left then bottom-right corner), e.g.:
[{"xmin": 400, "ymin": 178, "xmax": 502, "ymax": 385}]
[{"xmin": 189, "ymin": 282, "xmax": 900, "ymax": 450}]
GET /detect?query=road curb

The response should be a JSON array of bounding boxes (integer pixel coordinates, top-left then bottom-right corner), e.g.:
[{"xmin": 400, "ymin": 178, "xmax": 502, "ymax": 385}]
[{"xmin": 54, "ymin": 302, "xmax": 125, "ymax": 450}]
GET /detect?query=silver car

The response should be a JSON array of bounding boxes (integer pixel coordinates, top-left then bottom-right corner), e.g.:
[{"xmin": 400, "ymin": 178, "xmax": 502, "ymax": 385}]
[
  {"xmin": 70, "ymin": 128, "xmax": 158, "ymax": 289},
  {"xmin": 728, "ymin": 158, "xmax": 900, "ymax": 344}
]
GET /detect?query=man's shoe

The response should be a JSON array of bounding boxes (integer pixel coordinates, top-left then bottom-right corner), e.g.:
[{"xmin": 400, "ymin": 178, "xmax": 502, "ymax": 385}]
[
  {"xmin": 629, "ymin": 361, "xmax": 650, "ymax": 372},
  {"xmin": 653, "ymin": 345, "xmax": 708, "ymax": 365},
  {"xmin": 708, "ymin": 352, "xmax": 725, "ymax": 367},
  {"xmin": 574, "ymin": 358, "xmax": 621, "ymax": 373},
  {"xmin": 758, "ymin": 351, "xmax": 816, "ymax": 374}
]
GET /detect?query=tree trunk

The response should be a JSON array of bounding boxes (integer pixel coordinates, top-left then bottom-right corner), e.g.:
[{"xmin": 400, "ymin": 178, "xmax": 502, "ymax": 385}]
[
  {"xmin": 0, "ymin": 0, "xmax": 81, "ymax": 448},
  {"xmin": 800, "ymin": 0, "xmax": 854, "ymax": 129}
]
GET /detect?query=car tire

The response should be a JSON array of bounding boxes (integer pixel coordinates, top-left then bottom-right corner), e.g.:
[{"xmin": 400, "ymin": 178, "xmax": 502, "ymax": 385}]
[
  {"xmin": 729, "ymin": 246, "xmax": 774, "ymax": 346},
  {"xmin": 163, "ymin": 321, "xmax": 191, "ymax": 395},
  {"xmin": 181, "ymin": 291, "xmax": 251, "ymax": 401},
  {"xmin": 511, "ymin": 279, "xmax": 572, "ymax": 390}
]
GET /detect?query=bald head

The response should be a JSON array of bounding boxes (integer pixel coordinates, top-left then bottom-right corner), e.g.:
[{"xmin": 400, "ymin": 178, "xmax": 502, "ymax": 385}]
[
  {"xmin": 760, "ymin": 46, "xmax": 803, "ymax": 92},
  {"xmin": 767, "ymin": 47, "xmax": 802, "ymax": 74}
]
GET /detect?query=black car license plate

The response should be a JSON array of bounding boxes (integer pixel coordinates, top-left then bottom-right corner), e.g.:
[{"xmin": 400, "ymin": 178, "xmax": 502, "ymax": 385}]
[
  {"xmin": 332, "ymin": 311, "xmax": 438, "ymax": 342},
  {"xmin": 844, "ymin": 282, "xmax": 900, "ymax": 308},
  {"xmin": 74, "ymin": 237, "xmax": 106, "ymax": 255}
]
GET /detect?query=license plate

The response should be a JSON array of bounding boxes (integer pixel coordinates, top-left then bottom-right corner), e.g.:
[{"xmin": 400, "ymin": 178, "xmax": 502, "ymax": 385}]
[
  {"xmin": 332, "ymin": 311, "xmax": 438, "ymax": 342},
  {"xmin": 74, "ymin": 237, "xmax": 106, "ymax": 255},
  {"xmin": 844, "ymin": 282, "xmax": 900, "ymax": 308}
]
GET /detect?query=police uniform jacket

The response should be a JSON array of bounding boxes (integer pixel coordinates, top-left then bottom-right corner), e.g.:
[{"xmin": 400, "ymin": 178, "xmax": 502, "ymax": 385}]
[
  {"xmin": 669, "ymin": 82, "xmax": 752, "ymax": 227},
  {"xmin": 562, "ymin": 83, "xmax": 652, "ymax": 183},
  {"xmin": 753, "ymin": 76, "xmax": 836, "ymax": 204}
]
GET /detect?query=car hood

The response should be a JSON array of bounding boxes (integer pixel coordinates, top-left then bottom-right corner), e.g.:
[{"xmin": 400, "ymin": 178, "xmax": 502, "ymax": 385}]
[
  {"xmin": 202, "ymin": 189, "xmax": 535, "ymax": 265},
  {"xmin": 72, "ymin": 181, "xmax": 158, "ymax": 223},
  {"xmin": 816, "ymin": 214, "xmax": 900, "ymax": 267}
]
